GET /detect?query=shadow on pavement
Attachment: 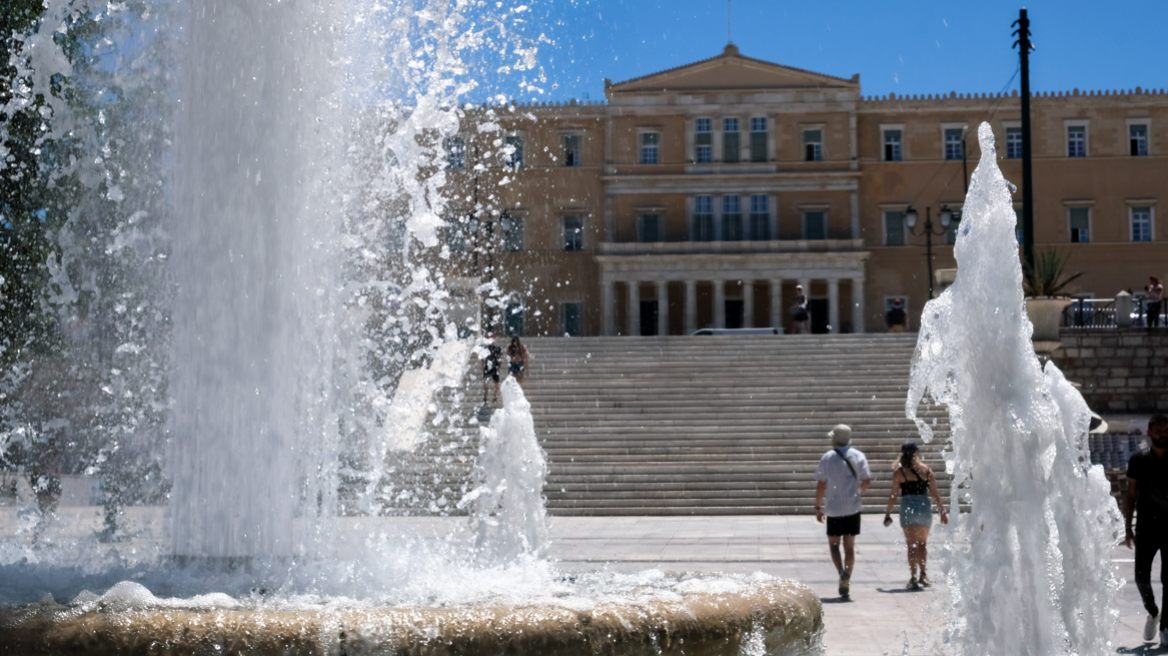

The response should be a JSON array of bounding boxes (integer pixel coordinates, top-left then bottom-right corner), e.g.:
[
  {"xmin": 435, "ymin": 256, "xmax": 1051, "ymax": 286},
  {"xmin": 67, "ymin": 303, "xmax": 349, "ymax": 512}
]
[
  {"xmin": 1117, "ymin": 644, "xmax": 1168, "ymax": 654},
  {"xmin": 818, "ymin": 597, "xmax": 852, "ymax": 604},
  {"xmin": 875, "ymin": 587, "xmax": 926, "ymax": 594}
]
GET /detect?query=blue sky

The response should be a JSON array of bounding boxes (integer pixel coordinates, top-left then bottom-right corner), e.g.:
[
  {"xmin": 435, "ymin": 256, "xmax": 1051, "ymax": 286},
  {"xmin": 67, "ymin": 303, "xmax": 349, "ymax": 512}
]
[{"xmin": 504, "ymin": 0, "xmax": 1168, "ymax": 102}]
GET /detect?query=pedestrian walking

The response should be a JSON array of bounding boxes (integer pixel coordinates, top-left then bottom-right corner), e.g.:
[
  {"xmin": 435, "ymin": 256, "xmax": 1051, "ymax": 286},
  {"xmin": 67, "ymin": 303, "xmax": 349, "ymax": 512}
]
[
  {"xmin": 791, "ymin": 285, "xmax": 810, "ymax": 334},
  {"xmin": 507, "ymin": 336, "xmax": 530, "ymax": 387},
  {"xmin": 882, "ymin": 440, "xmax": 948, "ymax": 590},
  {"xmin": 814, "ymin": 424, "xmax": 872, "ymax": 598},
  {"xmin": 482, "ymin": 333, "xmax": 502, "ymax": 403},
  {"xmin": 885, "ymin": 298, "xmax": 908, "ymax": 333},
  {"xmin": 1126, "ymin": 413, "xmax": 1168, "ymax": 646},
  {"xmin": 1147, "ymin": 276, "xmax": 1164, "ymax": 328}
]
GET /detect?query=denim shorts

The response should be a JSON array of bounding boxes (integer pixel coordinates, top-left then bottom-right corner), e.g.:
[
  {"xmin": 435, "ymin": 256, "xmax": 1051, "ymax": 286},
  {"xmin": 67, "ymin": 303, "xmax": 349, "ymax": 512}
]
[{"xmin": 899, "ymin": 495, "xmax": 933, "ymax": 528}]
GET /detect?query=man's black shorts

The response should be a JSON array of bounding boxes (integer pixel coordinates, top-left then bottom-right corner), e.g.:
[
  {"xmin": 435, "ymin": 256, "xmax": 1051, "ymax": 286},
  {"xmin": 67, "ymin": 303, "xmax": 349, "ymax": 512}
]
[{"xmin": 826, "ymin": 512, "xmax": 862, "ymax": 537}]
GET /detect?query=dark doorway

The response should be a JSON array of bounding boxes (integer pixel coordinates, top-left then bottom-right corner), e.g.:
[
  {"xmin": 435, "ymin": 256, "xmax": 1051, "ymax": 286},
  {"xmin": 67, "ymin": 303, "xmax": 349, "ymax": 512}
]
[
  {"xmin": 640, "ymin": 300, "xmax": 659, "ymax": 335},
  {"xmin": 809, "ymin": 299, "xmax": 830, "ymax": 334},
  {"xmin": 725, "ymin": 300, "xmax": 745, "ymax": 329}
]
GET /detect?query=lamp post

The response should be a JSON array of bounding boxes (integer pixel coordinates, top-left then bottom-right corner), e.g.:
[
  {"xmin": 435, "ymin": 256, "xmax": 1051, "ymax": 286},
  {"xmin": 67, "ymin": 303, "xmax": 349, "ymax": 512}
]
[{"xmin": 905, "ymin": 204, "xmax": 955, "ymax": 299}]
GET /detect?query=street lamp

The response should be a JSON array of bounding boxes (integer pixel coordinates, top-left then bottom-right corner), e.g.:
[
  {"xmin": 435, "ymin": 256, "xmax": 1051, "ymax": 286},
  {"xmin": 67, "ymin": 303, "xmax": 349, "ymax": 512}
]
[{"xmin": 904, "ymin": 204, "xmax": 955, "ymax": 299}]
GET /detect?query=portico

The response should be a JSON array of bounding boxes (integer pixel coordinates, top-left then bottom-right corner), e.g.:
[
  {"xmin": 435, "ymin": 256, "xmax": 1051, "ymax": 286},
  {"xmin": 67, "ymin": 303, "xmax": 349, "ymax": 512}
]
[{"xmin": 597, "ymin": 241, "xmax": 868, "ymax": 335}]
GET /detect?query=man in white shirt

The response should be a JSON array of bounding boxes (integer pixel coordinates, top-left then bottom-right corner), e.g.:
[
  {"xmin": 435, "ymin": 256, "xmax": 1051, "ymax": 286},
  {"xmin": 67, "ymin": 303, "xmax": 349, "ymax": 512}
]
[{"xmin": 814, "ymin": 424, "xmax": 872, "ymax": 598}]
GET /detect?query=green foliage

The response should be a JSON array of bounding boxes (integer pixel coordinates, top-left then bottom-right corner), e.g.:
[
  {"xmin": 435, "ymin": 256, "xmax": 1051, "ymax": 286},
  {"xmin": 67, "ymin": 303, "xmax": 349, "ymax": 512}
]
[{"xmin": 1023, "ymin": 248, "xmax": 1084, "ymax": 298}]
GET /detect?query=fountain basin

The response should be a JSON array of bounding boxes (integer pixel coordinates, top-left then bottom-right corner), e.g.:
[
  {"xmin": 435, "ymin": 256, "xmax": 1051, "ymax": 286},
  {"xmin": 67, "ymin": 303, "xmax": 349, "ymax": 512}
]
[{"xmin": 0, "ymin": 578, "xmax": 821, "ymax": 656}]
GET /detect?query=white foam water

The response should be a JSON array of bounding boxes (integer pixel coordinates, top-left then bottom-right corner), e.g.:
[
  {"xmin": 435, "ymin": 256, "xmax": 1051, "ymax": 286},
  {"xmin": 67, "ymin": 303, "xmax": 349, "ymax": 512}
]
[{"xmin": 907, "ymin": 122, "xmax": 1123, "ymax": 655}]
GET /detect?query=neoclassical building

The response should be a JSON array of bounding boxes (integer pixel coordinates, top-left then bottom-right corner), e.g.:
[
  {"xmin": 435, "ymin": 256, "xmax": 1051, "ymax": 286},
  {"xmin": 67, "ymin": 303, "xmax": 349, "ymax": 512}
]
[{"xmin": 440, "ymin": 45, "xmax": 1168, "ymax": 336}]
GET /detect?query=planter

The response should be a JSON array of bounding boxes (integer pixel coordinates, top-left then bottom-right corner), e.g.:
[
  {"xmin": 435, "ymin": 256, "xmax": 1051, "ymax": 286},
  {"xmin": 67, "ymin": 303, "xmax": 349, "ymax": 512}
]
[{"xmin": 1025, "ymin": 297, "xmax": 1073, "ymax": 343}]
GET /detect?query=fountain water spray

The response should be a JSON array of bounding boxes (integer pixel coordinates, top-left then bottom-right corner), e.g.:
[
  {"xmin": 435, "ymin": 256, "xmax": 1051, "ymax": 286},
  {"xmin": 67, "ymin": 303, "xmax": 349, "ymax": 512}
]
[{"xmin": 907, "ymin": 122, "xmax": 1123, "ymax": 655}]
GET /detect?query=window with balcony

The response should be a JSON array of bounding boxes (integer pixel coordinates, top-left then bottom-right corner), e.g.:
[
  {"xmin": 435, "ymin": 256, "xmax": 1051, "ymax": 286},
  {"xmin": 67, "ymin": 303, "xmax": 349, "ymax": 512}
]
[
  {"xmin": 563, "ymin": 216, "xmax": 583, "ymax": 251},
  {"xmin": 722, "ymin": 195, "xmax": 742, "ymax": 241},
  {"xmin": 884, "ymin": 211, "xmax": 906, "ymax": 246},
  {"xmin": 640, "ymin": 131, "xmax": 660, "ymax": 164},
  {"xmin": 1131, "ymin": 206, "xmax": 1152, "ymax": 242},
  {"xmin": 1006, "ymin": 127, "xmax": 1022, "ymax": 159},
  {"xmin": 1130, "ymin": 124, "xmax": 1149, "ymax": 157},
  {"xmin": 883, "ymin": 129, "xmax": 902, "ymax": 161},
  {"xmin": 562, "ymin": 134, "xmax": 581, "ymax": 166},
  {"xmin": 723, "ymin": 118, "xmax": 740, "ymax": 163},
  {"xmin": 944, "ymin": 209, "xmax": 962, "ymax": 245},
  {"xmin": 693, "ymin": 196, "xmax": 714, "ymax": 242},
  {"xmin": 749, "ymin": 195, "xmax": 769, "ymax": 241},
  {"xmin": 750, "ymin": 117, "xmax": 768, "ymax": 162},
  {"xmin": 505, "ymin": 301, "xmax": 524, "ymax": 336},
  {"xmin": 502, "ymin": 135, "xmax": 524, "ymax": 168},
  {"xmin": 1069, "ymin": 207, "xmax": 1090, "ymax": 243},
  {"xmin": 803, "ymin": 129, "xmax": 822, "ymax": 162},
  {"xmin": 944, "ymin": 128, "xmax": 964, "ymax": 160},
  {"xmin": 445, "ymin": 219, "xmax": 467, "ymax": 252},
  {"xmin": 1066, "ymin": 125, "xmax": 1086, "ymax": 158},
  {"xmin": 694, "ymin": 118, "xmax": 712, "ymax": 163},
  {"xmin": 638, "ymin": 215, "xmax": 661, "ymax": 243},
  {"xmin": 1014, "ymin": 208, "xmax": 1023, "ymax": 244},
  {"xmin": 446, "ymin": 136, "xmax": 466, "ymax": 169},
  {"xmin": 562, "ymin": 302, "xmax": 582, "ymax": 336},
  {"xmin": 502, "ymin": 216, "xmax": 524, "ymax": 251},
  {"xmin": 803, "ymin": 211, "xmax": 827, "ymax": 240}
]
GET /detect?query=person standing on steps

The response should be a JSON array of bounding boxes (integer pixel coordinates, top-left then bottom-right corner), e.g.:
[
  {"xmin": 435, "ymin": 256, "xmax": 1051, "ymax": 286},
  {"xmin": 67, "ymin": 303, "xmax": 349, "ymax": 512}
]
[
  {"xmin": 791, "ymin": 285, "xmax": 810, "ymax": 334},
  {"xmin": 1146, "ymin": 276, "xmax": 1164, "ymax": 328},
  {"xmin": 814, "ymin": 424, "xmax": 872, "ymax": 599},
  {"xmin": 885, "ymin": 298, "xmax": 908, "ymax": 333},
  {"xmin": 482, "ymin": 333, "xmax": 502, "ymax": 403},
  {"xmin": 506, "ymin": 336, "xmax": 530, "ymax": 388},
  {"xmin": 1126, "ymin": 413, "xmax": 1168, "ymax": 646},
  {"xmin": 882, "ymin": 440, "xmax": 948, "ymax": 590}
]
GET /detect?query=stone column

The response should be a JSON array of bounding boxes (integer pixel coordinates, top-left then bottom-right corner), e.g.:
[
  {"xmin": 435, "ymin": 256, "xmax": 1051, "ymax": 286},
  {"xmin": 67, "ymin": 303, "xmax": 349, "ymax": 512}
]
[
  {"xmin": 714, "ymin": 280, "xmax": 726, "ymax": 329},
  {"xmin": 770, "ymin": 279, "xmax": 784, "ymax": 330},
  {"xmin": 601, "ymin": 279, "xmax": 615, "ymax": 336},
  {"xmin": 742, "ymin": 281, "xmax": 754, "ymax": 328},
  {"xmin": 685, "ymin": 280, "xmax": 697, "ymax": 335},
  {"xmin": 851, "ymin": 277, "xmax": 866, "ymax": 334},
  {"xmin": 828, "ymin": 278, "xmax": 840, "ymax": 334},
  {"xmin": 628, "ymin": 281, "xmax": 640, "ymax": 337},
  {"xmin": 657, "ymin": 280, "xmax": 669, "ymax": 336}
]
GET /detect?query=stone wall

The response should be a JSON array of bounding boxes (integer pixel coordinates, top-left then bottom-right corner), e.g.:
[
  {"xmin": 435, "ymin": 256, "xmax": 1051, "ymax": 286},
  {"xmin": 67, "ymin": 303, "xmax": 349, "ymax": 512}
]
[{"xmin": 1052, "ymin": 330, "xmax": 1168, "ymax": 413}]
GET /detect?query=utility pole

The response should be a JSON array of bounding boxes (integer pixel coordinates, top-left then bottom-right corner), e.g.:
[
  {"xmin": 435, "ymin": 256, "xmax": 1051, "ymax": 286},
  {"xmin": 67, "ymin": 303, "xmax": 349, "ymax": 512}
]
[{"xmin": 1013, "ymin": 9, "xmax": 1035, "ymax": 271}]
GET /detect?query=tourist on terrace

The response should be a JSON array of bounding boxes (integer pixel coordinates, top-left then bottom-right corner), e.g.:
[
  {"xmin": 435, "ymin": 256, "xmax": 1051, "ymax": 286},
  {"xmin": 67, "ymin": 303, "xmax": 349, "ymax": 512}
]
[
  {"xmin": 1126, "ymin": 413, "xmax": 1168, "ymax": 646},
  {"xmin": 882, "ymin": 440, "xmax": 947, "ymax": 590},
  {"xmin": 1147, "ymin": 276, "xmax": 1164, "ymax": 328},
  {"xmin": 814, "ymin": 424, "xmax": 872, "ymax": 599},
  {"xmin": 507, "ymin": 336, "xmax": 530, "ymax": 387},
  {"xmin": 791, "ymin": 285, "xmax": 810, "ymax": 334}
]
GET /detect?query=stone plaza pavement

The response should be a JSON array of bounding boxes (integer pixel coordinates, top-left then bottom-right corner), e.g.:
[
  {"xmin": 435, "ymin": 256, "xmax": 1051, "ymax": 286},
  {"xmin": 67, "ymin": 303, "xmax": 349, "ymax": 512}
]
[{"xmin": 540, "ymin": 514, "xmax": 1156, "ymax": 656}]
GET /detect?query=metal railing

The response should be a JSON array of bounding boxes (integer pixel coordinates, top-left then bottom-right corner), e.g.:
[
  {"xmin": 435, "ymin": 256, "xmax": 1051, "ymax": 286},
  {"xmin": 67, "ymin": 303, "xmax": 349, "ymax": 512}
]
[{"xmin": 1061, "ymin": 298, "xmax": 1116, "ymax": 329}]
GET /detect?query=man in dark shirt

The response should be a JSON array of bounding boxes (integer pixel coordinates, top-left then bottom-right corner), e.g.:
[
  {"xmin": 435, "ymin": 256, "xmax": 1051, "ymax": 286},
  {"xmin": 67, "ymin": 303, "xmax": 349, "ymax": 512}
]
[
  {"xmin": 1126, "ymin": 413, "xmax": 1168, "ymax": 645},
  {"xmin": 886, "ymin": 298, "xmax": 908, "ymax": 333},
  {"xmin": 482, "ymin": 334, "xmax": 502, "ymax": 403}
]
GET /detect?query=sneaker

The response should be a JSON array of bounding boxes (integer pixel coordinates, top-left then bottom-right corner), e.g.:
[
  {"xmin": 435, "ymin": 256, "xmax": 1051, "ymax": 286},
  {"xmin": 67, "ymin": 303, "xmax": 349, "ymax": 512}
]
[
  {"xmin": 1144, "ymin": 614, "xmax": 1158, "ymax": 641},
  {"xmin": 838, "ymin": 571, "xmax": 850, "ymax": 597},
  {"xmin": 1160, "ymin": 627, "xmax": 1168, "ymax": 647},
  {"xmin": 918, "ymin": 572, "xmax": 932, "ymax": 588},
  {"xmin": 906, "ymin": 577, "xmax": 921, "ymax": 591}
]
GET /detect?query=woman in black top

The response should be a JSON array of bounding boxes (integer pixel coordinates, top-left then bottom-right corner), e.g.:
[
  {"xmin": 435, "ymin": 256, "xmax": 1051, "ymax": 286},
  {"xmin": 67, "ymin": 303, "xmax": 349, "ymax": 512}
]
[
  {"xmin": 507, "ymin": 336, "xmax": 530, "ymax": 387},
  {"xmin": 883, "ymin": 440, "xmax": 948, "ymax": 589}
]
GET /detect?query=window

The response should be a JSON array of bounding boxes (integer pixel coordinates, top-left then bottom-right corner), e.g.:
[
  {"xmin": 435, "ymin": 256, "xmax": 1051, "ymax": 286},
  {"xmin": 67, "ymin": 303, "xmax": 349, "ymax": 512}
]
[
  {"xmin": 1066, "ymin": 126, "xmax": 1086, "ymax": 158},
  {"xmin": 803, "ymin": 212, "xmax": 827, "ymax": 240},
  {"xmin": 638, "ymin": 215, "xmax": 661, "ymax": 243},
  {"xmin": 445, "ymin": 219, "xmax": 467, "ymax": 252},
  {"xmin": 1130, "ymin": 124, "xmax": 1149, "ymax": 157},
  {"xmin": 1006, "ymin": 128, "xmax": 1022, "ymax": 159},
  {"xmin": 562, "ymin": 302, "xmax": 582, "ymax": 336},
  {"xmin": 446, "ymin": 136, "xmax": 466, "ymax": 169},
  {"xmin": 505, "ymin": 300, "xmax": 524, "ymax": 336},
  {"xmin": 750, "ymin": 117, "xmax": 768, "ymax": 162},
  {"xmin": 693, "ymin": 196, "xmax": 714, "ymax": 242},
  {"xmin": 884, "ymin": 211, "xmax": 906, "ymax": 246},
  {"xmin": 563, "ymin": 216, "xmax": 583, "ymax": 251},
  {"xmin": 722, "ymin": 195, "xmax": 742, "ymax": 241},
  {"xmin": 944, "ymin": 209, "xmax": 962, "ymax": 245},
  {"xmin": 1131, "ymin": 206, "xmax": 1152, "ymax": 242},
  {"xmin": 562, "ymin": 134, "xmax": 582, "ymax": 167},
  {"xmin": 883, "ymin": 129, "xmax": 902, "ymax": 162},
  {"xmin": 502, "ymin": 215, "xmax": 523, "ymax": 251},
  {"xmin": 803, "ymin": 130, "xmax": 822, "ymax": 162},
  {"xmin": 749, "ymin": 195, "xmax": 769, "ymax": 241},
  {"xmin": 640, "ymin": 132, "xmax": 660, "ymax": 165},
  {"xmin": 694, "ymin": 118, "xmax": 712, "ymax": 163},
  {"xmin": 723, "ymin": 118, "xmax": 740, "ymax": 163},
  {"xmin": 503, "ymin": 135, "xmax": 523, "ymax": 168},
  {"xmin": 944, "ymin": 128, "xmax": 964, "ymax": 160},
  {"xmin": 1069, "ymin": 207, "xmax": 1090, "ymax": 243}
]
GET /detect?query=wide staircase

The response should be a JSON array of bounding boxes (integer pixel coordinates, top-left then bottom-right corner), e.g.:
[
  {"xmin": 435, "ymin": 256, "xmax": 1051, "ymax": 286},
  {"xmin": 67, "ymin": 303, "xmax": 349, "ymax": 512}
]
[{"xmin": 397, "ymin": 334, "xmax": 951, "ymax": 516}]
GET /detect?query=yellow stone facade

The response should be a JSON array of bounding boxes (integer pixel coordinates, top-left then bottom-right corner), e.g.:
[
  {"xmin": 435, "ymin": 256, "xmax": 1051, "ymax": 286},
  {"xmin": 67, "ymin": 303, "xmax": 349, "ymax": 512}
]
[{"xmin": 439, "ymin": 46, "xmax": 1168, "ymax": 336}]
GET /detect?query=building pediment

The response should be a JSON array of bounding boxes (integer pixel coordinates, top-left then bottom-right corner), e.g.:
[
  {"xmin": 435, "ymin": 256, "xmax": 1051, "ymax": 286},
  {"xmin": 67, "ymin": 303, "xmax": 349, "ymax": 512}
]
[{"xmin": 606, "ymin": 45, "xmax": 859, "ymax": 97}]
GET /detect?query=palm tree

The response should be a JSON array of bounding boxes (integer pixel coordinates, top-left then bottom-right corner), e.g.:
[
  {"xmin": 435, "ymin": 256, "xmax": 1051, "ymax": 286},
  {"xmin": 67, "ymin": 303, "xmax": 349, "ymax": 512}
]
[{"xmin": 1023, "ymin": 249, "xmax": 1084, "ymax": 297}]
